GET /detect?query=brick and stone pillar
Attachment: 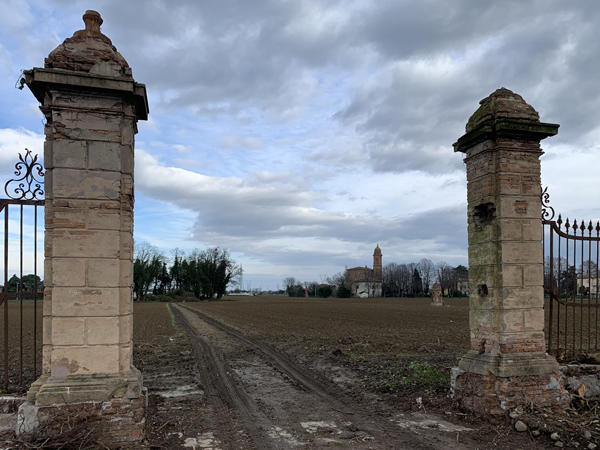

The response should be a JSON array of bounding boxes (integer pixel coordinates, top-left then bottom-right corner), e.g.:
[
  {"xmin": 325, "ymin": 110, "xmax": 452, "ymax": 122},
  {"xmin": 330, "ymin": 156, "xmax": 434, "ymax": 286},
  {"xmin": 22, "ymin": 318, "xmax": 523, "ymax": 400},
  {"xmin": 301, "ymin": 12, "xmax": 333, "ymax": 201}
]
[
  {"xmin": 20, "ymin": 11, "xmax": 148, "ymax": 441},
  {"xmin": 430, "ymin": 281, "xmax": 442, "ymax": 306},
  {"xmin": 451, "ymin": 88, "xmax": 568, "ymax": 415}
]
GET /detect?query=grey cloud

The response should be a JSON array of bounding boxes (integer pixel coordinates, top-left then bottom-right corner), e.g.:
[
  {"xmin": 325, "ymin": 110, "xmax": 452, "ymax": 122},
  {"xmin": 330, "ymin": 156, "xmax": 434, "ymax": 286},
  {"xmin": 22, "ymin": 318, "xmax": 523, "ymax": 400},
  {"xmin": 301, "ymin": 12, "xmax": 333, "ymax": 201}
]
[
  {"xmin": 136, "ymin": 151, "xmax": 466, "ymax": 260},
  {"xmin": 333, "ymin": 1, "xmax": 600, "ymax": 173},
  {"xmin": 196, "ymin": 203, "xmax": 468, "ymax": 271},
  {"xmin": 220, "ymin": 136, "xmax": 265, "ymax": 150},
  {"xmin": 29, "ymin": 0, "xmax": 600, "ymax": 176}
]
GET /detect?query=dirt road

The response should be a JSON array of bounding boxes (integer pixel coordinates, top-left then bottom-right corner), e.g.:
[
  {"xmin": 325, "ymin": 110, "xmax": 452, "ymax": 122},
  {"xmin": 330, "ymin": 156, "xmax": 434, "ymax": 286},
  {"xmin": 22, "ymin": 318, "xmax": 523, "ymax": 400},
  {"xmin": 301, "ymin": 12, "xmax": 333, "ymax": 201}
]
[{"xmin": 171, "ymin": 303, "xmax": 478, "ymax": 450}]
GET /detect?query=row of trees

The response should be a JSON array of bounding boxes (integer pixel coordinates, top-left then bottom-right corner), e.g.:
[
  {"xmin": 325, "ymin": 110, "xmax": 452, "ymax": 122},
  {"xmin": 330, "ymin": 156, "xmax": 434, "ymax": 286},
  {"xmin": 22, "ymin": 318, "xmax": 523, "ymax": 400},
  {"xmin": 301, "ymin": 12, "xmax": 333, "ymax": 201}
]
[
  {"xmin": 283, "ymin": 259, "xmax": 468, "ymax": 298},
  {"xmin": 382, "ymin": 259, "xmax": 468, "ymax": 297},
  {"xmin": 134, "ymin": 243, "xmax": 241, "ymax": 301},
  {"xmin": 1, "ymin": 274, "xmax": 43, "ymax": 292},
  {"xmin": 544, "ymin": 257, "xmax": 598, "ymax": 295},
  {"xmin": 281, "ymin": 276, "xmax": 341, "ymax": 298}
]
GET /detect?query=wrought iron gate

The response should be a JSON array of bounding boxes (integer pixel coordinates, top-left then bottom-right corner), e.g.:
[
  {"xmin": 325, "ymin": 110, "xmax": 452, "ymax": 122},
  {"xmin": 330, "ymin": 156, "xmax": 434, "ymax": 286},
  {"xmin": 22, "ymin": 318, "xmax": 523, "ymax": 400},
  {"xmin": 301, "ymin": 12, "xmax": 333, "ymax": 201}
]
[
  {"xmin": 0, "ymin": 150, "xmax": 44, "ymax": 392},
  {"xmin": 542, "ymin": 187, "xmax": 600, "ymax": 361}
]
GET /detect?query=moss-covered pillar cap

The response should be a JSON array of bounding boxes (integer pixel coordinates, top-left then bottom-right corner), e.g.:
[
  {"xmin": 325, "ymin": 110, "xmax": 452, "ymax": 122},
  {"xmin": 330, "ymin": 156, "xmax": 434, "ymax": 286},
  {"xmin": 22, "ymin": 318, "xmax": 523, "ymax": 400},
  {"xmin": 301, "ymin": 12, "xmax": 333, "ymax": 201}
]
[{"xmin": 453, "ymin": 88, "xmax": 558, "ymax": 153}]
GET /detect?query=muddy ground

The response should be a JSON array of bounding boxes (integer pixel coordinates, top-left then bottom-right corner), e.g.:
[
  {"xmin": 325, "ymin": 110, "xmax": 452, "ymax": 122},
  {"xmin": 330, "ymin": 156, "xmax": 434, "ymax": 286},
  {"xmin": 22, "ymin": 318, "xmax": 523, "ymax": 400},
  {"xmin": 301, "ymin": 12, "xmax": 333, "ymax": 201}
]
[
  {"xmin": 135, "ymin": 297, "xmax": 599, "ymax": 449},
  {"xmin": 1, "ymin": 296, "xmax": 599, "ymax": 449},
  {"xmin": 0, "ymin": 300, "xmax": 43, "ymax": 393}
]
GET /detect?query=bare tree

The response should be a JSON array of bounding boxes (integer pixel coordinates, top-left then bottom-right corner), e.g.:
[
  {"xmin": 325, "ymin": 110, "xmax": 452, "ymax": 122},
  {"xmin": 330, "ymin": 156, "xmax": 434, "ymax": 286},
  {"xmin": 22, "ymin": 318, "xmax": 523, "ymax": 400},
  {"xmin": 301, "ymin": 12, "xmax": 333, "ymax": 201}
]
[
  {"xmin": 579, "ymin": 260, "xmax": 598, "ymax": 277},
  {"xmin": 327, "ymin": 271, "xmax": 351, "ymax": 298},
  {"xmin": 417, "ymin": 258, "xmax": 435, "ymax": 295},
  {"xmin": 283, "ymin": 277, "xmax": 297, "ymax": 297},
  {"xmin": 133, "ymin": 242, "xmax": 166, "ymax": 301},
  {"xmin": 435, "ymin": 261, "xmax": 453, "ymax": 295}
]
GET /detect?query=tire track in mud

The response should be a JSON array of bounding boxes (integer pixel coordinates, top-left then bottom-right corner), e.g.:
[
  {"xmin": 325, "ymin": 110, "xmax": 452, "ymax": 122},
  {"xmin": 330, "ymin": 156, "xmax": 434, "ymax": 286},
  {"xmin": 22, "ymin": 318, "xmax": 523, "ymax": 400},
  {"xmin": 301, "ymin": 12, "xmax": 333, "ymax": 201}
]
[
  {"xmin": 174, "ymin": 303, "xmax": 475, "ymax": 450},
  {"xmin": 171, "ymin": 304, "xmax": 279, "ymax": 450}
]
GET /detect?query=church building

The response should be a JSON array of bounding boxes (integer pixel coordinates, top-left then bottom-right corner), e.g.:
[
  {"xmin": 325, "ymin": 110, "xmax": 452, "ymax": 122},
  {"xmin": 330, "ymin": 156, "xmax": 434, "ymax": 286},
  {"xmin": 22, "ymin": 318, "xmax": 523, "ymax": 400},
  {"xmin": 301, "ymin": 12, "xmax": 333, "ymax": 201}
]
[{"xmin": 346, "ymin": 245, "xmax": 382, "ymax": 298}]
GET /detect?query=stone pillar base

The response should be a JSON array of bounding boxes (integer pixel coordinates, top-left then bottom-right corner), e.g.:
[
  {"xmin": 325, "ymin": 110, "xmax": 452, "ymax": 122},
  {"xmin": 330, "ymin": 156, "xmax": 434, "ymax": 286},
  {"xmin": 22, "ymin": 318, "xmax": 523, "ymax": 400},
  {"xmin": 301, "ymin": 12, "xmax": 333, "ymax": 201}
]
[
  {"xmin": 17, "ymin": 370, "xmax": 145, "ymax": 447},
  {"xmin": 27, "ymin": 369, "xmax": 143, "ymax": 405},
  {"xmin": 451, "ymin": 367, "xmax": 569, "ymax": 416},
  {"xmin": 458, "ymin": 350, "xmax": 560, "ymax": 377},
  {"xmin": 16, "ymin": 393, "xmax": 146, "ymax": 447}
]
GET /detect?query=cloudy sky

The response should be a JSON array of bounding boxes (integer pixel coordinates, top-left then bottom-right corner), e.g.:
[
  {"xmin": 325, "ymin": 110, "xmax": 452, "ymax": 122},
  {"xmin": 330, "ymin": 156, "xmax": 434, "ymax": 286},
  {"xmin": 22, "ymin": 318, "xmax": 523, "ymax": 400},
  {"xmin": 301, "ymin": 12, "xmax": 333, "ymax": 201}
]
[{"xmin": 1, "ymin": 0, "xmax": 600, "ymax": 289}]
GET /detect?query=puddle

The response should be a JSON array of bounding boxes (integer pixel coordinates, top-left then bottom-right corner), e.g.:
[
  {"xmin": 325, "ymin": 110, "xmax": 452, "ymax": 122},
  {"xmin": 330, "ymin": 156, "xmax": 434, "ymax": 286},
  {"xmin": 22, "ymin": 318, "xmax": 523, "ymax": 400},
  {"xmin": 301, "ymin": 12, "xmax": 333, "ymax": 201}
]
[
  {"xmin": 157, "ymin": 384, "xmax": 204, "ymax": 398},
  {"xmin": 183, "ymin": 431, "xmax": 221, "ymax": 449},
  {"xmin": 268, "ymin": 426, "xmax": 304, "ymax": 446},
  {"xmin": 393, "ymin": 413, "xmax": 472, "ymax": 433},
  {"xmin": 300, "ymin": 421, "xmax": 339, "ymax": 434}
]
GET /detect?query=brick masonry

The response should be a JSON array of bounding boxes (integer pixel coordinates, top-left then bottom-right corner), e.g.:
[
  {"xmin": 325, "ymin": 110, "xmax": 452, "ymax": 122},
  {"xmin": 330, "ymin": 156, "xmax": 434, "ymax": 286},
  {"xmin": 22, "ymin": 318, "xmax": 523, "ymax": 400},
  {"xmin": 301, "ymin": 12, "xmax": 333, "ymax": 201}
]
[
  {"xmin": 452, "ymin": 88, "xmax": 568, "ymax": 414},
  {"xmin": 18, "ymin": 10, "xmax": 148, "ymax": 446},
  {"xmin": 15, "ymin": 393, "xmax": 146, "ymax": 447},
  {"xmin": 451, "ymin": 369, "xmax": 569, "ymax": 417}
]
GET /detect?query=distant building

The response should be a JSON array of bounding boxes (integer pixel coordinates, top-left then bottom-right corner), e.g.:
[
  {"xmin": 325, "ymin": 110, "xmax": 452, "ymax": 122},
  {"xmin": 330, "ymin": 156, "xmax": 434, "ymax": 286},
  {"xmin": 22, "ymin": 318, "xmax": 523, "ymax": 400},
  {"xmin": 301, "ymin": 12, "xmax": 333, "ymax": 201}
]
[
  {"xmin": 577, "ymin": 276, "xmax": 599, "ymax": 295},
  {"xmin": 346, "ymin": 245, "xmax": 383, "ymax": 298}
]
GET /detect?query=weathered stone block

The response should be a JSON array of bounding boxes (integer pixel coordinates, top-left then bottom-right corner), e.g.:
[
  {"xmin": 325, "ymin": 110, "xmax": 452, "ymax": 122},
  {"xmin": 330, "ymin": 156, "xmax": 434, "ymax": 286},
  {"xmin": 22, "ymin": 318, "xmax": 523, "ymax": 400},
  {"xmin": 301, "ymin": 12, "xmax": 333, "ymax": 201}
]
[
  {"xmin": 502, "ymin": 265, "xmax": 523, "ymax": 287},
  {"xmin": 52, "ymin": 168, "xmax": 121, "ymax": 200},
  {"xmin": 119, "ymin": 288, "xmax": 133, "ymax": 315},
  {"xmin": 523, "ymin": 308, "xmax": 545, "ymax": 332},
  {"xmin": 88, "ymin": 205, "xmax": 121, "ymax": 230},
  {"xmin": 119, "ymin": 260, "xmax": 132, "ymax": 287},
  {"xmin": 61, "ymin": 110, "xmax": 122, "ymax": 133},
  {"xmin": 63, "ymin": 127, "xmax": 121, "ymax": 143},
  {"xmin": 52, "ymin": 140, "xmax": 86, "ymax": 169},
  {"xmin": 120, "ymin": 231, "xmax": 133, "ymax": 260},
  {"xmin": 88, "ymin": 141, "xmax": 121, "ymax": 171},
  {"xmin": 498, "ymin": 197, "xmax": 540, "ymax": 220},
  {"xmin": 51, "ymin": 91, "xmax": 125, "ymax": 111},
  {"xmin": 52, "ymin": 259, "xmax": 86, "ymax": 286},
  {"xmin": 44, "ymin": 259, "xmax": 53, "ymax": 286},
  {"xmin": 501, "ymin": 286, "xmax": 543, "ymax": 309},
  {"xmin": 53, "ymin": 205, "xmax": 86, "ymax": 229},
  {"xmin": 121, "ymin": 145, "xmax": 133, "ymax": 174},
  {"xmin": 522, "ymin": 219, "xmax": 543, "ymax": 241},
  {"xmin": 87, "ymin": 259, "xmax": 120, "ymax": 287},
  {"xmin": 497, "ymin": 219, "xmax": 520, "ymax": 242},
  {"xmin": 50, "ymin": 345, "xmax": 120, "ymax": 376},
  {"xmin": 52, "ymin": 230, "xmax": 120, "ymax": 258},
  {"xmin": 501, "ymin": 309, "xmax": 525, "ymax": 332},
  {"xmin": 51, "ymin": 287, "xmax": 120, "ymax": 317},
  {"xmin": 87, "ymin": 317, "xmax": 119, "ymax": 345},
  {"xmin": 51, "ymin": 318, "xmax": 85, "ymax": 345},
  {"xmin": 497, "ymin": 174, "xmax": 521, "ymax": 195},
  {"xmin": 44, "ymin": 174, "xmax": 53, "ymax": 201},
  {"xmin": 469, "ymin": 241, "xmax": 499, "ymax": 266},
  {"xmin": 43, "ymin": 317, "xmax": 52, "ymax": 345},
  {"xmin": 44, "ymin": 140, "xmax": 54, "ymax": 169},
  {"xmin": 523, "ymin": 264, "xmax": 543, "ymax": 286},
  {"xmin": 469, "ymin": 264, "xmax": 501, "ymax": 289},
  {"xmin": 120, "ymin": 120, "xmax": 133, "ymax": 145},
  {"xmin": 42, "ymin": 347, "xmax": 51, "ymax": 373},
  {"xmin": 43, "ymin": 288, "xmax": 52, "ymax": 314},
  {"xmin": 501, "ymin": 241, "xmax": 542, "ymax": 264},
  {"xmin": 119, "ymin": 315, "xmax": 132, "ymax": 344},
  {"xmin": 467, "ymin": 223, "xmax": 497, "ymax": 244},
  {"xmin": 119, "ymin": 344, "xmax": 132, "ymax": 372},
  {"xmin": 470, "ymin": 309, "xmax": 502, "ymax": 333}
]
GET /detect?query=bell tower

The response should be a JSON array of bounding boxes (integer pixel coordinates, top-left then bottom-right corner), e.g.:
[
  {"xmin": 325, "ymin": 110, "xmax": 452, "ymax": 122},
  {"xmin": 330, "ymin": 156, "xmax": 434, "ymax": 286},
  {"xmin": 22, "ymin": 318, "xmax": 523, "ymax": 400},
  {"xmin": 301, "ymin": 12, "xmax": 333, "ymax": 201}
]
[{"xmin": 373, "ymin": 245, "xmax": 382, "ymax": 281}]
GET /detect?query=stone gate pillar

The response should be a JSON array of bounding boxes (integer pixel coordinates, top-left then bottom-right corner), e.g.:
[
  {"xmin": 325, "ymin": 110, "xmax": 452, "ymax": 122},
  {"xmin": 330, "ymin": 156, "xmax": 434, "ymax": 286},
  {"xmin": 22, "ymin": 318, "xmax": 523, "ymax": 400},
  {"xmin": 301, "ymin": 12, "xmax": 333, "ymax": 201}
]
[
  {"xmin": 451, "ymin": 88, "xmax": 568, "ymax": 415},
  {"xmin": 20, "ymin": 11, "xmax": 148, "ymax": 442}
]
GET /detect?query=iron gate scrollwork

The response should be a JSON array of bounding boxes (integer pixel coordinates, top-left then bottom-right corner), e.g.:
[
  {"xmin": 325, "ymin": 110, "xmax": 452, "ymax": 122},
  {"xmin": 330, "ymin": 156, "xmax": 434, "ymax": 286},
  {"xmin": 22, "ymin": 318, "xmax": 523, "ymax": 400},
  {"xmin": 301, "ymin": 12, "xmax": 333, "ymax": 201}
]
[
  {"xmin": 0, "ymin": 149, "xmax": 44, "ymax": 392},
  {"xmin": 542, "ymin": 187, "xmax": 600, "ymax": 361}
]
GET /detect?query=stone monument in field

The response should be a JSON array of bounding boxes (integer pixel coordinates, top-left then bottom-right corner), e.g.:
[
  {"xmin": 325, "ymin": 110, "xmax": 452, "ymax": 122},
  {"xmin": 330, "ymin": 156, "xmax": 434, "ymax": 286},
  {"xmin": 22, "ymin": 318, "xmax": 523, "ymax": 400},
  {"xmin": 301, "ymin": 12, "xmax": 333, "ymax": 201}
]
[
  {"xmin": 19, "ymin": 10, "xmax": 149, "ymax": 444},
  {"xmin": 430, "ymin": 281, "xmax": 443, "ymax": 306},
  {"xmin": 451, "ymin": 88, "xmax": 568, "ymax": 415}
]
